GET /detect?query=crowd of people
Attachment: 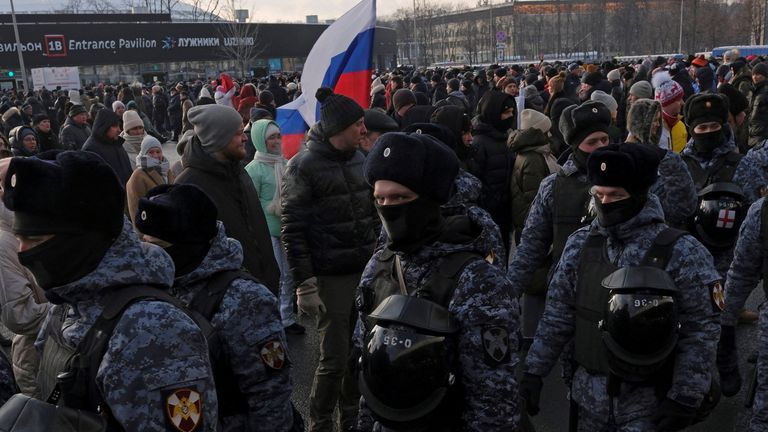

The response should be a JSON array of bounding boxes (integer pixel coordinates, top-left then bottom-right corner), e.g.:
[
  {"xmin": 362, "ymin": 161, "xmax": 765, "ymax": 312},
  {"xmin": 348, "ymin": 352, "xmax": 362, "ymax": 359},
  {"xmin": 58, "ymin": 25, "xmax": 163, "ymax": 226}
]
[{"xmin": 0, "ymin": 47, "xmax": 767, "ymax": 431}]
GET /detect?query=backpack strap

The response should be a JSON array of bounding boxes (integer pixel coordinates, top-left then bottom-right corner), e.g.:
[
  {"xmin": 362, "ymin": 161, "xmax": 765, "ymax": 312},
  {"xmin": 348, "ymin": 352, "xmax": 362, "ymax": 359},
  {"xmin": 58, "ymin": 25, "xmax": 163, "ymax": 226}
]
[
  {"xmin": 189, "ymin": 270, "xmax": 257, "ymax": 321},
  {"xmin": 416, "ymin": 251, "xmax": 484, "ymax": 306},
  {"xmin": 641, "ymin": 228, "xmax": 688, "ymax": 269}
]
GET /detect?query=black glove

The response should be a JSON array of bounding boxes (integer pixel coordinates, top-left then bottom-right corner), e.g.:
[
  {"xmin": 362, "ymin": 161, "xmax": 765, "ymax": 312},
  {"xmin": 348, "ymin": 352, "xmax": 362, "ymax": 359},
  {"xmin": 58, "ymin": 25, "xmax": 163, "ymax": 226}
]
[
  {"xmin": 520, "ymin": 373, "xmax": 543, "ymax": 416},
  {"xmin": 717, "ymin": 325, "xmax": 741, "ymax": 396},
  {"xmin": 653, "ymin": 398, "xmax": 697, "ymax": 431}
]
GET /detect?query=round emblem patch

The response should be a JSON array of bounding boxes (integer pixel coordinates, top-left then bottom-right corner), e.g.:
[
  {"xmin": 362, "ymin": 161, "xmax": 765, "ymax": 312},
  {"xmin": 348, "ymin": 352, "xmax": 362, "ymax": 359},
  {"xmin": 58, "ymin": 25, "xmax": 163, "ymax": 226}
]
[
  {"xmin": 10, "ymin": 174, "xmax": 16, "ymax": 188},
  {"xmin": 705, "ymin": 101, "xmax": 712, "ymax": 108},
  {"xmin": 140, "ymin": 210, "xmax": 147, "ymax": 221},
  {"xmin": 383, "ymin": 147, "xmax": 391, "ymax": 157},
  {"xmin": 164, "ymin": 388, "xmax": 202, "ymax": 432},
  {"xmin": 592, "ymin": 108, "xmax": 598, "ymax": 113},
  {"xmin": 711, "ymin": 281, "xmax": 725, "ymax": 311},
  {"xmin": 600, "ymin": 162, "xmax": 607, "ymax": 172}
]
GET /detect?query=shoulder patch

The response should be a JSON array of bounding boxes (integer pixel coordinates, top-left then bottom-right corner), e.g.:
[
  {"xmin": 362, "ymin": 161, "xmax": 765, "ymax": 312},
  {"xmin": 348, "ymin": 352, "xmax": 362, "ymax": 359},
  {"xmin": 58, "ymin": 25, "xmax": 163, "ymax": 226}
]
[
  {"xmin": 164, "ymin": 387, "xmax": 203, "ymax": 432},
  {"xmin": 711, "ymin": 281, "xmax": 726, "ymax": 312},
  {"xmin": 482, "ymin": 325, "xmax": 510, "ymax": 365},
  {"xmin": 259, "ymin": 339, "xmax": 286, "ymax": 370}
]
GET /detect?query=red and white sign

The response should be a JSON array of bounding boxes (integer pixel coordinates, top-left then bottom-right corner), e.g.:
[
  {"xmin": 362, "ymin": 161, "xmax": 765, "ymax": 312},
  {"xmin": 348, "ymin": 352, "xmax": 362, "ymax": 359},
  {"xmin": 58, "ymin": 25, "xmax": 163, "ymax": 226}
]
[{"xmin": 716, "ymin": 209, "xmax": 736, "ymax": 229}]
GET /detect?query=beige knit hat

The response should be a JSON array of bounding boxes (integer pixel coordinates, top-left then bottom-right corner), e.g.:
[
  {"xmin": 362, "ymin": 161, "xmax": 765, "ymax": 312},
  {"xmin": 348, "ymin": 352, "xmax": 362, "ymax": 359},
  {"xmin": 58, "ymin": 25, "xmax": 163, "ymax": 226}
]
[
  {"xmin": 520, "ymin": 108, "xmax": 552, "ymax": 133},
  {"xmin": 122, "ymin": 110, "xmax": 143, "ymax": 131}
]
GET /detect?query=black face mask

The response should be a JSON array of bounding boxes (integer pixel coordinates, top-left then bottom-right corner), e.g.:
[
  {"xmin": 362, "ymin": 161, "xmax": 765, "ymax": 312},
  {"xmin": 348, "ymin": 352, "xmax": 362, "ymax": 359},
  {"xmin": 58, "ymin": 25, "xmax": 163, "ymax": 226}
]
[
  {"xmin": 376, "ymin": 198, "xmax": 444, "ymax": 254},
  {"xmin": 492, "ymin": 116, "xmax": 515, "ymax": 134},
  {"xmin": 18, "ymin": 232, "xmax": 115, "ymax": 303},
  {"xmin": 594, "ymin": 194, "xmax": 647, "ymax": 227},
  {"xmin": 572, "ymin": 148, "xmax": 590, "ymax": 170},
  {"xmin": 692, "ymin": 129, "xmax": 725, "ymax": 154},
  {"xmin": 164, "ymin": 243, "xmax": 211, "ymax": 277}
]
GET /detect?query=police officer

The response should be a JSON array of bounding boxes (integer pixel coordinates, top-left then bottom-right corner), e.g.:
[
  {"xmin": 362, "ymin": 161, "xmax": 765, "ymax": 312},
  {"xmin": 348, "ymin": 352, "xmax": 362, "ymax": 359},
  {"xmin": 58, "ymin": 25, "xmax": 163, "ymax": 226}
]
[
  {"xmin": 718, "ymin": 196, "xmax": 768, "ymax": 431},
  {"xmin": 136, "ymin": 183, "xmax": 300, "ymax": 432},
  {"xmin": 2, "ymin": 151, "xmax": 217, "ymax": 430},
  {"xmin": 680, "ymin": 93, "xmax": 758, "ymax": 396},
  {"xmin": 521, "ymin": 143, "xmax": 721, "ymax": 431},
  {"xmin": 356, "ymin": 132, "xmax": 520, "ymax": 431}
]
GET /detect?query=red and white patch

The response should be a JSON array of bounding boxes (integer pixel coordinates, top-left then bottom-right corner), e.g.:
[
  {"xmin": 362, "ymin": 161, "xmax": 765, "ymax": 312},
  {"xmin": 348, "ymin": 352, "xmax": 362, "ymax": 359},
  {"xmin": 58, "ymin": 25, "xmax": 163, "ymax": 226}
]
[
  {"xmin": 164, "ymin": 388, "xmax": 203, "ymax": 432},
  {"xmin": 260, "ymin": 340, "xmax": 286, "ymax": 370},
  {"xmin": 716, "ymin": 209, "xmax": 736, "ymax": 229},
  {"xmin": 711, "ymin": 281, "xmax": 726, "ymax": 312}
]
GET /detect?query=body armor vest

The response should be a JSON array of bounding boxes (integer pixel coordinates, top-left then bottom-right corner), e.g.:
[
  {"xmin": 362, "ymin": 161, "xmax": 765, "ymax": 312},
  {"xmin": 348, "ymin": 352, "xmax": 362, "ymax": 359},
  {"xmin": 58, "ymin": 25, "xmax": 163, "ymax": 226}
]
[
  {"xmin": 552, "ymin": 174, "xmax": 593, "ymax": 264},
  {"xmin": 682, "ymin": 152, "xmax": 742, "ymax": 191}
]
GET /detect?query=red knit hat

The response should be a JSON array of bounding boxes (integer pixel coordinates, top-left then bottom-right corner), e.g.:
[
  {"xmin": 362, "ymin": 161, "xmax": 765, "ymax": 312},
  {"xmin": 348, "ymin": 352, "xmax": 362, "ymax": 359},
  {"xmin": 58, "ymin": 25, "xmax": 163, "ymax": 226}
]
[
  {"xmin": 691, "ymin": 56, "xmax": 708, "ymax": 68},
  {"xmin": 655, "ymin": 80, "xmax": 684, "ymax": 107}
]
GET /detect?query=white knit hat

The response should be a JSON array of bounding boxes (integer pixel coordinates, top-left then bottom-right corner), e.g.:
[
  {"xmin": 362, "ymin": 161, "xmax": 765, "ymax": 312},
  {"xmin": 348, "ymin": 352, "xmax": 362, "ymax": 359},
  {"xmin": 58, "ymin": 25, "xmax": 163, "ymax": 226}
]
[{"xmin": 122, "ymin": 110, "xmax": 143, "ymax": 131}]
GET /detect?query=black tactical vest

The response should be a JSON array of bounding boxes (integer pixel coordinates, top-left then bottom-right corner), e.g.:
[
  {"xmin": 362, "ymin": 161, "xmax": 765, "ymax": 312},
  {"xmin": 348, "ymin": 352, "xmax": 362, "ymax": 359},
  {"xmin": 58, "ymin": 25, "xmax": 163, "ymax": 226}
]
[
  {"xmin": 552, "ymin": 174, "xmax": 593, "ymax": 265},
  {"xmin": 682, "ymin": 152, "xmax": 742, "ymax": 192},
  {"xmin": 574, "ymin": 228, "xmax": 685, "ymax": 375}
]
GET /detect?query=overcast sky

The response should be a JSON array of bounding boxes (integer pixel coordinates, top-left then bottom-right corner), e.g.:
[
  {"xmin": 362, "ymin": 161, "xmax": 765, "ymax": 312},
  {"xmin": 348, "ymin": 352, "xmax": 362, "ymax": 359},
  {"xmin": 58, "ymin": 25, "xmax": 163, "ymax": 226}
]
[{"xmin": 247, "ymin": 0, "xmax": 469, "ymax": 23}]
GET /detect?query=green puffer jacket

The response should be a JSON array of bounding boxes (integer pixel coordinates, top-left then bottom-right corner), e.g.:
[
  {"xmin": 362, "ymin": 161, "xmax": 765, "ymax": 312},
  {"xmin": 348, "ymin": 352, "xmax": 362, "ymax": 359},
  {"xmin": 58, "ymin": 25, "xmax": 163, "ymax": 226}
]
[
  {"xmin": 244, "ymin": 119, "xmax": 283, "ymax": 237},
  {"xmin": 509, "ymin": 128, "xmax": 560, "ymax": 239}
]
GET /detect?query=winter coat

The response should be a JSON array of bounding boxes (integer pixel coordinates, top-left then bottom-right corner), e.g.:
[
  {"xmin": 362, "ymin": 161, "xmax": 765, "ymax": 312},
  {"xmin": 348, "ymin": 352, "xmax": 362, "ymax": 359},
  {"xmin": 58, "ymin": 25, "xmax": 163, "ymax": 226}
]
[
  {"xmin": 370, "ymin": 91, "xmax": 386, "ymax": 110},
  {"xmin": 126, "ymin": 167, "xmax": 175, "ymax": 228},
  {"xmin": 152, "ymin": 92, "xmax": 168, "ymax": 125},
  {"xmin": 509, "ymin": 128, "xmax": 560, "ymax": 239},
  {"xmin": 34, "ymin": 127, "xmax": 60, "ymax": 152},
  {"xmin": 392, "ymin": 105, "xmax": 436, "ymax": 131},
  {"xmin": 176, "ymin": 137, "xmax": 281, "ymax": 293},
  {"xmin": 468, "ymin": 98, "xmax": 514, "ymax": 243},
  {"xmin": 244, "ymin": 120, "xmax": 284, "ymax": 237},
  {"xmin": 173, "ymin": 222, "xmax": 296, "ymax": 431},
  {"xmin": 280, "ymin": 123, "xmax": 378, "ymax": 284},
  {"xmin": 356, "ymin": 205, "xmax": 520, "ymax": 431},
  {"xmin": 82, "ymin": 111, "xmax": 133, "ymax": 187},
  {"xmin": 749, "ymin": 80, "xmax": 768, "ymax": 147},
  {"xmin": 38, "ymin": 220, "xmax": 218, "ymax": 431},
  {"xmin": 267, "ymin": 83, "xmax": 290, "ymax": 108},
  {"xmin": 732, "ymin": 69, "xmax": 754, "ymax": 101},
  {"xmin": 672, "ymin": 69, "xmax": 696, "ymax": 101},
  {"xmin": 0, "ymin": 203, "xmax": 49, "ymax": 397},
  {"xmin": 59, "ymin": 116, "xmax": 91, "ymax": 151},
  {"xmin": 181, "ymin": 98, "xmax": 194, "ymax": 134}
]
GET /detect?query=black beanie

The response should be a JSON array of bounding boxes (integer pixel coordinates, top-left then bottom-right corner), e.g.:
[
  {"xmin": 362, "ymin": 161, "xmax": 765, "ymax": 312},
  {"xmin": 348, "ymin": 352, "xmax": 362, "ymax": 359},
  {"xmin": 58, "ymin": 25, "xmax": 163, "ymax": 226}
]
[
  {"xmin": 364, "ymin": 109, "xmax": 399, "ymax": 133},
  {"xmin": 754, "ymin": 62, "xmax": 768, "ymax": 78},
  {"xmin": 402, "ymin": 123, "xmax": 457, "ymax": 153},
  {"xmin": 315, "ymin": 87, "xmax": 364, "ymax": 138},
  {"xmin": 3, "ymin": 150, "xmax": 124, "ymax": 237},
  {"xmin": 392, "ymin": 88, "xmax": 417, "ymax": 112},
  {"xmin": 364, "ymin": 132, "xmax": 459, "ymax": 203},
  {"xmin": 136, "ymin": 184, "xmax": 218, "ymax": 245},
  {"xmin": 684, "ymin": 93, "xmax": 729, "ymax": 131},
  {"xmin": 582, "ymin": 71, "xmax": 603, "ymax": 86},
  {"xmin": 32, "ymin": 113, "xmax": 49, "ymax": 125},
  {"xmin": 68, "ymin": 104, "xmax": 87, "ymax": 117},
  {"xmin": 587, "ymin": 143, "xmax": 661, "ymax": 195},
  {"xmin": 564, "ymin": 101, "xmax": 612, "ymax": 148},
  {"xmin": 718, "ymin": 83, "xmax": 749, "ymax": 117}
]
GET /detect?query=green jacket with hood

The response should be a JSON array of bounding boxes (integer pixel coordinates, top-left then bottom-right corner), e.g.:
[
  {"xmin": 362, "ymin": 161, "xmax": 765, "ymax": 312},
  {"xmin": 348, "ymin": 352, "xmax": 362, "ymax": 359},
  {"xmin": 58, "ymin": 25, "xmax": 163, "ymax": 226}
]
[{"xmin": 245, "ymin": 120, "xmax": 283, "ymax": 237}]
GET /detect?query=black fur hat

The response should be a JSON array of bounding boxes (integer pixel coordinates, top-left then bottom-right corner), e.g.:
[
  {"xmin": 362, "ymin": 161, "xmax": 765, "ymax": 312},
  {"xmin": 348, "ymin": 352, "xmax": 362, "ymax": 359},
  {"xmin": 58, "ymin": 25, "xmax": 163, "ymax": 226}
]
[
  {"xmin": 136, "ymin": 184, "xmax": 218, "ymax": 245},
  {"xmin": 683, "ymin": 93, "xmax": 729, "ymax": 131},
  {"xmin": 587, "ymin": 143, "xmax": 661, "ymax": 195},
  {"xmin": 364, "ymin": 132, "xmax": 459, "ymax": 203},
  {"xmin": 3, "ymin": 150, "xmax": 125, "ymax": 237}
]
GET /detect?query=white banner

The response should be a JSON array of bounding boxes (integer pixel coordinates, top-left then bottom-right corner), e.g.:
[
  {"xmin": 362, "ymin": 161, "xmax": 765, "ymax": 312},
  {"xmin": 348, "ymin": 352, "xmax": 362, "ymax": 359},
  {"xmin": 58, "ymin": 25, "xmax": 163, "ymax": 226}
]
[{"xmin": 31, "ymin": 67, "xmax": 80, "ymax": 90}]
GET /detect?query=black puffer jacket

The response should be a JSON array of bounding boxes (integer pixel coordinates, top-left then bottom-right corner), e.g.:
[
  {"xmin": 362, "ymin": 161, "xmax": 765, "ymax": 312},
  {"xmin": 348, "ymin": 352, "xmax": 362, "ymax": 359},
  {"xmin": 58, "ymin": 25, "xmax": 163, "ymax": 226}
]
[
  {"xmin": 281, "ymin": 123, "xmax": 378, "ymax": 284},
  {"xmin": 468, "ymin": 93, "xmax": 514, "ymax": 246},
  {"xmin": 82, "ymin": 110, "xmax": 132, "ymax": 187},
  {"xmin": 175, "ymin": 136, "xmax": 280, "ymax": 294},
  {"xmin": 749, "ymin": 80, "xmax": 768, "ymax": 147}
]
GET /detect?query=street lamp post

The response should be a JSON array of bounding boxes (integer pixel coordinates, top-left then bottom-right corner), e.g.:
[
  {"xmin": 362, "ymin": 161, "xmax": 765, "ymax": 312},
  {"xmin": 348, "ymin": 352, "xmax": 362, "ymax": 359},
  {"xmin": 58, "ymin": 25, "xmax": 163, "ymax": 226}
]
[
  {"xmin": 678, "ymin": 0, "xmax": 684, "ymax": 53},
  {"xmin": 9, "ymin": 0, "xmax": 28, "ymax": 92}
]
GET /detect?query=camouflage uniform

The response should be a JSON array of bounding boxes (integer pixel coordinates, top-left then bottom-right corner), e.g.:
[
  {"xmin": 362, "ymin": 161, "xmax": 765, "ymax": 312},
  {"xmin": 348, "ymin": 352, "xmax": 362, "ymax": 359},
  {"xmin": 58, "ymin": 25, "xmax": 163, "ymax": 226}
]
[
  {"xmin": 171, "ymin": 222, "xmax": 295, "ymax": 432},
  {"xmin": 739, "ymin": 140, "xmax": 768, "ymax": 205},
  {"xmin": 524, "ymin": 196, "xmax": 720, "ymax": 431},
  {"xmin": 681, "ymin": 132, "xmax": 757, "ymax": 275},
  {"xmin": 652, "ymin": 150, "xmax": 698, "ymax": 227},
  {"xmin": 36, "ymin": 220, "xmax": 218, "ymax": 431},
  {"xmin": 751, "ymin": 303, "xmax": 768, "ymax": 432},
  {"xmin": 356, "ymin": 209, "xmax": 520, "ymax": 431},
  {"xmin": 444, "ymin": 169, "xmax": 482, "ymax": 208}
]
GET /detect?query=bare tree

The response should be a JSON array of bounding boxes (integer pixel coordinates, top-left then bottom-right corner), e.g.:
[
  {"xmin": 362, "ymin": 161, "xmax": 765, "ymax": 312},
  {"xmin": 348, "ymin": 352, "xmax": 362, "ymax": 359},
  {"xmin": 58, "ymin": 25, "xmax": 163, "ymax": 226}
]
[{"xmin": 217, "ymin": 0, "xmax": 265, "ymax": 78}]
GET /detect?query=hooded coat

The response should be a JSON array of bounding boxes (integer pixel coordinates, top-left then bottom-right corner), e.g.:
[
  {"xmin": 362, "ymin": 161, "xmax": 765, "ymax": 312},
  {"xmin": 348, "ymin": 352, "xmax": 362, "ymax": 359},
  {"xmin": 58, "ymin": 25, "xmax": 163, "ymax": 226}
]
[
  {"xmin": 82, "ymin": 110, "xmax": 133, "ymax": 187},
  {"xmin": 175, "ymin": 137, "xmax": 280, "ymax": 294},
  {"xmin": 244, "ymin": 120, "xmax": 285, "ymax": 237},
  {"xmin": 37, "ymin": 220, "xmax": 218, "ymax": 431},
  {"xmin": 280, "ymin": 123, "xmax": 378, "ymax": 284},
  {"xmin": 468, "ymin": 91, "xmax": 515, "ymax": 245}
]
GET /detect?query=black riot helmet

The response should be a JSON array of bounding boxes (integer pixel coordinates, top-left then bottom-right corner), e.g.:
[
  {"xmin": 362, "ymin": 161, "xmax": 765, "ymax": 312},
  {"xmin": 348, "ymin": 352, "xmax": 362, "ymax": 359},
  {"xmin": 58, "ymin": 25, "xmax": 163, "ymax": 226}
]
[
  {"xmin": 359, "ymin": 294, "xmax": 458, "ymax": 428},
  {"xmin": 599, "ymin": 266, "xmax": 679, "ymax": 382},
  {"xmin": 690, "ymin": 182, "xmax": 746, "ymax": 250}
]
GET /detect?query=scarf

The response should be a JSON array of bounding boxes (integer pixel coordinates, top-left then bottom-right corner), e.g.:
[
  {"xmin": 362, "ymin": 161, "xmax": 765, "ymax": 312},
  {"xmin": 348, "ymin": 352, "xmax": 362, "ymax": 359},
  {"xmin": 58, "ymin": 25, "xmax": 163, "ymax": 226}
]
[
  {"xmin": 254, "ymin": 151, "xmax": 286, "ymax": 216},
  {"xmin": 137, "ymin": 155, "xmax": 170, "ymax": 183},
  {"xmin": 121, "ymin": 132, "xmax": 144, "ymax": 154},
  {"xmin": 661, "ymin": 109, "xmax": 679, "ymax": 129}
]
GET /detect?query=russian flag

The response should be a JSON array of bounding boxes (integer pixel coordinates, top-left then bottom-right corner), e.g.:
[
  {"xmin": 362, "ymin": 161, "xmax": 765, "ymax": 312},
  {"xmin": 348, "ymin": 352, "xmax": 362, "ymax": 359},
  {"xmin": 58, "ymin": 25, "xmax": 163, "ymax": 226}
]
[{"xmin": 277, "ymin": 0, "xmax": 376, "ymax": 159}]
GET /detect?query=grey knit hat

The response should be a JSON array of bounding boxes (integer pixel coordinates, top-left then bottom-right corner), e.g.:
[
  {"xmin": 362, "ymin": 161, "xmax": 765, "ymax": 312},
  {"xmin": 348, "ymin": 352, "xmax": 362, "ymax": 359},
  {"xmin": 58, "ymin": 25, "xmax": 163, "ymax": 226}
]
[
  {"xmin": 187, "ymin": 105, "xmax": 243, "ymax": 153},
  {"xmin": 590, "ymin": 90, "xmax": 618, "ymax": 114},
  {"xmin": 629, "ymin": 81, "xmax": 654, "ymax": 99}
]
